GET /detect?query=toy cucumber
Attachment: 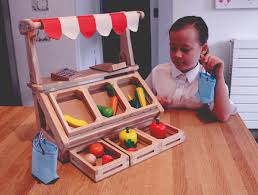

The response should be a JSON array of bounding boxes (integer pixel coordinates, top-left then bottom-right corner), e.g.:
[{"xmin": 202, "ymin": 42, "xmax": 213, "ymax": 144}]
[
  {"xmin": 64, "ymin": 115, "xmax": 88, "ymax": 127},
  {"xmin": 97, "ymin": 105, "xmax": 113, "ymax": 118}
]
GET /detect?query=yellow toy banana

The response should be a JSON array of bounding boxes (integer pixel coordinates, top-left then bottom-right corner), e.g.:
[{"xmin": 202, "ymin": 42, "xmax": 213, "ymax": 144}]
[{"xmin": 64, "ymin": 115, "xmax": 88, "ymax": 127}]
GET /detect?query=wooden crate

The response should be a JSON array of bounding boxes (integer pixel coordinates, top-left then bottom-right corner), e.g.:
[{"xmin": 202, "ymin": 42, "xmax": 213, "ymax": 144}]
[
  {"xmin": 70, "ymin": 140, "xmax": 129, "ymax": 182},
  {"xmin": 135, "ymin": 120, "xmax": 186, "ymax": 152},
  {"xmin": 104, "ymin": 129, "xmax": 160, "ymax": 166}
]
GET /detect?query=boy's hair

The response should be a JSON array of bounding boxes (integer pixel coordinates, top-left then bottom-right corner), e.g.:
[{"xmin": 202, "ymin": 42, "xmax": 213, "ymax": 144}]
[{"xmin": 169, "ymin": 16, "xmax": 208, "ymax": 45}]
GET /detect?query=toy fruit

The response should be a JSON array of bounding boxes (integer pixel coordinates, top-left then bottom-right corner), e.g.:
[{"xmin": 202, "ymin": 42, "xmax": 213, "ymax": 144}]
[
  {"xmin": 119, "ymin": 127, "xmax": 137, "ymax": 148},
  {"xmin": 89, "ymin": 142, "xmax": 104, "ymax": 157},
  {"xmin": 64, "ymin": 114, "xmax": 88, "ymax": 127},
  {"xmin": 97, "ymin": 105, "xmax": 113, "ymax": 118},
  {"xmin": 83, "ymin": 153, "xmax": 96, "ymax": 166},
  {"xmin": 102, "ymin": 154, "xmax": 114, "ymax": 165},
  {"xmin": 126, "ymin": 147, "xmax": 138, "ymax": 152},
  {"xmin": 127, "ymin": 95, "xmax": 140, "ymax": 109},
  {"xmin": 105, "ymin": 84, "xmax": 118, "ymax": 115},
  {"xmin": 133, "ymin": 80, "xmax": 147, "ymax": 107},
  {"xmin": 149, "ymin": 119, "xmax": 167, "ymax": 139}
]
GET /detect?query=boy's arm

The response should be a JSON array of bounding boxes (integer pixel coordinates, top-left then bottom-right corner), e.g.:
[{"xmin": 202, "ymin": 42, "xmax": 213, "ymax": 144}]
[
  {"xmin": 201, "ymin": 54, "xmax": 232, "ymax": 122},
  {"xmin": 212, "ymin": 77, "xmax": 231, "ymax": 122}
]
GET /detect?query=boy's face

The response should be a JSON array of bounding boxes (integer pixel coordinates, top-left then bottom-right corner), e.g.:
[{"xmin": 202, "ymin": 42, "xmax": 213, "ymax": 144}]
[{"xmin": 169, "ymin": 26, "xmax": 207, "ymax": 72}]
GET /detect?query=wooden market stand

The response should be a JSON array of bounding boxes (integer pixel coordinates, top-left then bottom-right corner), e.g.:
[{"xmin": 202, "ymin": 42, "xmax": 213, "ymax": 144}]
[{"xmin": 19, "ymin": 11, "xmax": 185, "ymax": 182}]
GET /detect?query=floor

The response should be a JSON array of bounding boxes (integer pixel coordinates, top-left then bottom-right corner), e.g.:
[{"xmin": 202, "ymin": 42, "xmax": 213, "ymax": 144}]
[{"xmin": 250, "ymin": 129, "xmax": 258, "ymax": 143}]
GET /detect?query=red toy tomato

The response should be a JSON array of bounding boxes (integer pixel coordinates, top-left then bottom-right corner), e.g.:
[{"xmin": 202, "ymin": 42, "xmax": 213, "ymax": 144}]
[
  {"xmin": 102, "ymin": 154, "xmax": 114, "ymax": 165},
  {"xmin": 149, "ymin": 119, "xmax": 167, "ymax": 139},
  {"xmin": 89, "ymin": 142, "xmax": 104, "ymax": 157}
]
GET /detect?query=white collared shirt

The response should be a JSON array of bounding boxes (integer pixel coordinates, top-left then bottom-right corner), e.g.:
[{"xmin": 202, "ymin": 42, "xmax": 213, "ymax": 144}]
[{"xmin": 146, "ymin": 62, "xmax": 236, "ymax": 113}]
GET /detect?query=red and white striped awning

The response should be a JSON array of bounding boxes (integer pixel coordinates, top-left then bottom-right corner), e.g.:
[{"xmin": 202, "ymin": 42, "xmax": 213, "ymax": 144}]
[{"xmin": 33, "ymin": 11, "xmax": 140, "ymax": 40}]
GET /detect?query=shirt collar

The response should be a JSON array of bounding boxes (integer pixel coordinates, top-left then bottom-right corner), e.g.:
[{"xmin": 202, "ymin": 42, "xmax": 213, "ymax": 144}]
[{"xmin": 171, "ymin": 62, "xmax": 200, "ymax": 83}]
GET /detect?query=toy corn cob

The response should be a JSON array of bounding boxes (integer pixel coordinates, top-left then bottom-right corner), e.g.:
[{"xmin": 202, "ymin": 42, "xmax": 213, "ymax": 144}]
[
  {"xmin": 132, "ymin": 80, "xmax": 147, "ymax": 107},
  {"xmin": 127, "ymin": 94, "xmax": 140, "ymax": 109},
  {"xmin": 105, "ymin": 84, "xmax": 118, "ymax": 115}
]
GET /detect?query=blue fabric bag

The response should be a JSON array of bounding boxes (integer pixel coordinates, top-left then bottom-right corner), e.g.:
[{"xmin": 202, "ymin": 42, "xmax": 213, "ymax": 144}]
[
  {"xmin": 195, "ymin": 72, "xmax": 216, "ymax": 104},
  {"xmin": 32, "ymin": 131, "xmax": 59, "ymax": 184}
]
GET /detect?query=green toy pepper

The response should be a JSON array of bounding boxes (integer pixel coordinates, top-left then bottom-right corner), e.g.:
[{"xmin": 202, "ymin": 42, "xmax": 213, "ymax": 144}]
[{"xmin": 97, "ymin": 105, "xmax": 113, "ymax": 118}]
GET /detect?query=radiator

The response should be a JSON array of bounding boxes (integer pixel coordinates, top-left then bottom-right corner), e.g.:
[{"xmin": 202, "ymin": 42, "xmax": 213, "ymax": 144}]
[{"xmin": 230, "ymin": 39, "xmax": 258, "ymax": 129}]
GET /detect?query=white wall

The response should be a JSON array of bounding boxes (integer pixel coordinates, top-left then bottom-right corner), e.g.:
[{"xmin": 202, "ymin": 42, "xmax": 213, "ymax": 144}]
[
  {"xmin": 171, "ymin": 0, "xmax": 258, "ymax": 83},
  {"xmin": 9, "ymin": 0, "xmax": 78, "ymax": 105},
  {"xmin": 75, "ymin": 0, "xmax": 103, "ymax": 70}
]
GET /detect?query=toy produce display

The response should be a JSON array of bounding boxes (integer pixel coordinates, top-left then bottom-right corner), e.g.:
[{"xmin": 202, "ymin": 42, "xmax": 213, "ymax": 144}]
[
  {"xmin": 105, "ymin": 84, "xmax": 118, "ymax": 115},
  {"xmin": 19, "ymin": 10, "xmax": 185, "ymax": 182},
  {"xmin": 64, "ymin": 115, "xmax": 88, "ymax": 127},
  {"xmin": 149, "ymin": 119, "xmax": 167, "ymax": 139},
  {"xmin": 119, "ymin": 127, "xmax": 137, "ymax": 149}
]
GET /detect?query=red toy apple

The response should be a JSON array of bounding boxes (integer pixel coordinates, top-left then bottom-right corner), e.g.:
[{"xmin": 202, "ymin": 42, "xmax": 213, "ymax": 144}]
[
  {"xmin": 149, "ymin": 118, "xmax": 167, "ymax": 139},
  {"xmin": 102, "ymin": 154, "xmax": 114, "ymax": 165},
  {"xmin": 89, "ymin": 142, "xmax": 104, "ymax": 157}
]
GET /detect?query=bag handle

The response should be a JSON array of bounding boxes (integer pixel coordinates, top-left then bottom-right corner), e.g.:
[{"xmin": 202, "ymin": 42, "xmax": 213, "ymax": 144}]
[{"xmin": 35, "ymin": 131, "xmax": 46, "ymax": 155}]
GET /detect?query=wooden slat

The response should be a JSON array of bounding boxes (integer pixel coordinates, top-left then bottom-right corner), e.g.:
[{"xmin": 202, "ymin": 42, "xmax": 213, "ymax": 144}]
[
  {"xmin": 232, "ymin": 68, "xmax": 258, "ymax": 77},
  {"xmin": 232, "ymin": 59, "xmax": 258, "ymax": 68},
  {"xmin": 231, "ymin": 78, "xmax": 258, "ymax": 86},
  {"xmin": 233, "ymin": 49, "xmax": 258, "ymax": 59},
  {"xmin": 230, "ymin": 95, "xmax": 258, "ymax": 104},
  {"xmin": 235, "ymin": 104, "xmax": 258, "ymax": 112},
  {"xmin": 233, "ymin": 39, "xmax": 258, "ymax": 49},
  {"xmin": 230, "ymin": 86, "xmax": 258, "ymax": 95}
]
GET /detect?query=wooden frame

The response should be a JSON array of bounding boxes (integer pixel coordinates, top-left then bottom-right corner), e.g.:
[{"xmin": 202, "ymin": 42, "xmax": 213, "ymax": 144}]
[
  {"xmin": 70, "ymin": 140, "xmax": 129, "ymax": 182},
  {"xmin": 18, "ymin": 11, "xmax": 185, "ymax": 182}
]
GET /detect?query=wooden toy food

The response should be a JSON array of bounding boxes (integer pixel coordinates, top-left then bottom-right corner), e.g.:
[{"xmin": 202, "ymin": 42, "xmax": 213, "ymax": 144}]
[
  {"xmin": 97, "ymin": 105, "xmax": 113, "ymax": 118},
  {"xmin": 89, "ymin": 142, "xmax": 104, "ymax": 157},
  {"xmin": 127, "ymin": 95, "xmax": 140, "ymax": 109},
  {"xmin": 105, "ymin": 84, "xmax": 118, "ymax": 115},
  {"xmin": 102, "ymin": 155, "xmax": 114, "ymax": 165},
  {"xmin": 64, "ymin": 115, "xmax": 88, "ymax": 127},
  {"xmin": 150, "ymin": 119, "xmax": 167, "ymax": 139},
  {"xmin": 84, "ymin": 153, "xmax": 97, "ymax": 166},
  {"xmin": 133, "ymin": 80, "xmax": 146, "ymax": 107},
  {"xmin": 119, "ymin": 127, "xmax": 137, "ymax": 148}
]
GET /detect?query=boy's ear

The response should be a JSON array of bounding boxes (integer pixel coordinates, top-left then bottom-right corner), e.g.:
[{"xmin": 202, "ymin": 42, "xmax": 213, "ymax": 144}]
[{"xmin": 201, "ymin": 43, "xmax": 209, "ymax": 56}]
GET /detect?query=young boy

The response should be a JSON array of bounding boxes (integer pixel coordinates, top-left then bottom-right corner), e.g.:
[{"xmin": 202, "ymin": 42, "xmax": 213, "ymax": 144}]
[{"xmin": 145, "ymin": 16, "xmax": 236, "ymax": 122}]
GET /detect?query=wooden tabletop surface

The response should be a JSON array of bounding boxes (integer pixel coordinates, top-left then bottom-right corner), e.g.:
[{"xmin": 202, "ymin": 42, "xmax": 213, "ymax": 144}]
[{"xmin": 0, "ymin": 106, "xmax": 257, "ymax": 195}]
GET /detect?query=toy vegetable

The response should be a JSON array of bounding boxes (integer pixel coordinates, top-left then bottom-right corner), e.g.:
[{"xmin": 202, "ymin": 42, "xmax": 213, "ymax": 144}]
[
  {"xmin": 149, "ymin": 119, "xmax": 167, "ymax": 139},
  {"xmin": 133, "ymin": 81, "xmax": 147, "ymax": 107},
  {"xmin": 97, "ymin": 105, "xmax": 113, "ymax": 118},
  {"xmin": 89, "ymin": 142, "xmax": 104, "ymax": 157},
  {"xmin": 127, "ymin": 95, "xmax": 140, "ymax": 109},
  {"xmin": 105, "ymin": 84, "xmax": 118, "ymax": 115},
  {"xmin": 64, "ymin": 114, "xmax": 88, "ymax": 127},
  {"xmin": 119, "ymin": 127, "xmax": 137, "ymax": 148}
]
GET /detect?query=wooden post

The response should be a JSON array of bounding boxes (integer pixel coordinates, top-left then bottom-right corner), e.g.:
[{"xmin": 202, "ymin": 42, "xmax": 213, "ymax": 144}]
[
  {"xmin": 25, "ymin": 31, "xmax": 41, "ymax": 84},
  {"xmin": 119, "ymin": 29, "xmax": 135, "ymax": 65}
]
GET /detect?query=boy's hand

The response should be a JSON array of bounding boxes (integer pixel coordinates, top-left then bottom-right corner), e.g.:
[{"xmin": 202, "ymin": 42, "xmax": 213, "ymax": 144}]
[
  {"xmin": 200, "ymin": 54, "xmax": 224, "ymax": 79},
  {"xmin": 157, "ymin": 96, "xmax": 171, "ymax": 106}
]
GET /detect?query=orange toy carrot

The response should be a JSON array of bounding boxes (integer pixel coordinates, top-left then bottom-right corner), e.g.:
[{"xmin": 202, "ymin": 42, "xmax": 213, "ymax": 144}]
[{"xmin": 105, "ymin": 84, "xmax": 118, "ymax": 115}]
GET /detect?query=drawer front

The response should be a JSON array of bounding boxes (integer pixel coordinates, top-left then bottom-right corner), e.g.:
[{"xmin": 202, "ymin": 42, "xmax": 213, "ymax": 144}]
[
  {"xmin": 239, "ymin": 113, "xmax": 258, "ymax": 121},
  {"xmin": 235, "ymin": 104, "xmax": 258, "ymax": 112},
  {"xmin": 243, "ymin": 121, "xmax": 258, "ymax": 129},
  {"xmin": 233, "ymin": 49, "xmax": 258, "ymax": 59}
]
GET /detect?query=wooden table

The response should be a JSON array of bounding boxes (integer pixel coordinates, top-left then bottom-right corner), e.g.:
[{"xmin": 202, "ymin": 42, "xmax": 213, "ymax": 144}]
[{"xmin": 0, "ymin": 106, "xmax": 257, "ymax": 195}]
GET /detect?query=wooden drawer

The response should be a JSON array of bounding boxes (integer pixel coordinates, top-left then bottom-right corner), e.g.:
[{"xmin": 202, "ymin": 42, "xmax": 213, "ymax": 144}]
[
  {"xmin": 70, "ymin": 140, "xmax": 129, "ymax": 182},
  {"xmin": 134, "ymin": 120, "xmax": 185, "ymax": 152},
  {"xmin": 104, "ymin": 129, "xmax": 160, "ymax": 166}
]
